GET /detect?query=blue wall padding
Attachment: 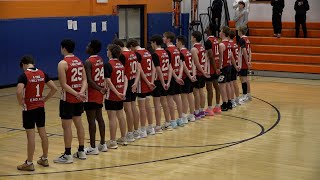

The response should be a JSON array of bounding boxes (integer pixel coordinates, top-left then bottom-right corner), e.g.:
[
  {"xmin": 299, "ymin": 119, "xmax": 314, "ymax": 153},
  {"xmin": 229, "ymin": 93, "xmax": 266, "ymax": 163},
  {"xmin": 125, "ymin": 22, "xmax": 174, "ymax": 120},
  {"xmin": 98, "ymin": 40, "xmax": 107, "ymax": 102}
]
[{"xmin": 0, "ymin": 15, "xmax": 118, "ymax": 86}]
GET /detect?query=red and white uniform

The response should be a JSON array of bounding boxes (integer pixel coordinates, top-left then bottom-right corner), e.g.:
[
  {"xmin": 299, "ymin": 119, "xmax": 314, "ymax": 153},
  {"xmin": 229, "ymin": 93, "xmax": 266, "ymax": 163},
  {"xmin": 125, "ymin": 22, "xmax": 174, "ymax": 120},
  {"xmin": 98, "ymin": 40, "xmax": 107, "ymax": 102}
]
[
  {"xmin": 136, "ymin": 48, "xmax": 153, "ymax": 94},
  {"xmin": 180, "ymin": 48, "xmax": 193, "ymax": 79},
  {"xmin": 238, "ymin": 36, "xmax": 251, "ymax": 69},
  {"xmin": 166, "ymin": 45, "xmax": 181, "ymax": 75},
  {"xmin": 106, "ymin": 59, "xmax": 125, "ymax": 101},
  {"xmin": 155, "ymin": 48, "xmax": 170, "ymax": 81},
  {"xmin": 23, "ymin": 69, "xmax": 45, "ymax": 111},
  {"xmin": 207, "ymin": 36, "xmax": 220, "ymax": 74},
  {"xmin": 122, "ymin": 50, "xmax": 138, "ymax": 80},
  {"xmin": 193, "ymin": 43, "xmax": 206, "ymax": 76},
  {"xmin": 86, "ymin": 55, "xmax": 104, "ymax": 104},
  {"xmin": 221, "ymin": 40, "xmax": 232, "ymax": 68},
  {"xmin": 61, "ymin": 55, "xmax": 84, "ymax": 103},
  {"xmin": 229, "ymin": 40, "xmax": 239, "ymax": 65}
]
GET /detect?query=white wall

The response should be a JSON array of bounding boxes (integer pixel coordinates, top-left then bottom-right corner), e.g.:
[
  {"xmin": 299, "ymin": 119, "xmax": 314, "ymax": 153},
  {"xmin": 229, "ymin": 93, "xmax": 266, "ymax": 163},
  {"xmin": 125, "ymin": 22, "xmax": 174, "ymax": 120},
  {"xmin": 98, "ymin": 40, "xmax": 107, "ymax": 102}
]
[{"xmin": 182, "ymin": 0, "xmax": 320, "ymax": 22}]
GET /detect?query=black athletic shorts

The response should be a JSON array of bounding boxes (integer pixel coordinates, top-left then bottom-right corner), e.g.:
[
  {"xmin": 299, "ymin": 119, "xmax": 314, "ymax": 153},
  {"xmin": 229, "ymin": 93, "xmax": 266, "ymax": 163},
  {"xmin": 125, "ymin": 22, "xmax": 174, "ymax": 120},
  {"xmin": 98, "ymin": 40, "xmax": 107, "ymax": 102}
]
[
  {"xmin": 124, "ymin": 79, "xmax": 137, "ymax": 102},
  {"xmin": 206, "ymin": 74, "xmax": 219, "ymax": 81},
  {"xmin": 230, "ymin": 66, "xmax": 238, "ymax": 81},
  {"xmin": 181, "ymin": 77, "xmax": 193, "ymax": 94},
  {"xmin": 167, "ymin": 79, "xmax": 182, "ymax": 95},
  {"xmin": 193, "ymin": 75, "xmax": 206, "ymax": 89},
  {"xmin": 23, "ymin": 107, "xmax": 45, "ymax": 129},
  {"xmin": 218, "ymin": 66, "xmax": 231, "ymax": 83},
  {"xmin": 239, "ymin": 69, "xmax": 248, "ymax": 77},
  {"xmin": 105, "ymin": 100, "xmax": 123, "ymax": 110},
  {"xmin": 152, "ymin": 80, "xmax": 168, "ymax": 97},
  {"xmin": 84, "ymin": 102, "xmax": 103, "ymax": 111},
  {"xmin": 59, "ymin": 100, "xmax": 84, "ymax": 119},
  {"xmin": 137, "ymin": 92, "xmax": 152, "ymax": 99}
]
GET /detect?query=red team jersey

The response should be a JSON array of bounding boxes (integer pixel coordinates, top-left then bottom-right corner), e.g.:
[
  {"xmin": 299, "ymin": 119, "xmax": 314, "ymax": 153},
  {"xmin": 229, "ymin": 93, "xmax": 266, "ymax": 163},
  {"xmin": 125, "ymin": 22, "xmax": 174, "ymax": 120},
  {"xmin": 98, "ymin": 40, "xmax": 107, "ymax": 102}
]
[
  {"xmin": 193, "ymin": 43, "xmax": 206, "ymax": 76},
  {"xmin": 23, "ymin": 69, "xmax": 45, "ymax": 111},
  {"xmin": 136, "ymin": 48, "xmax": 153, "ymax": 94},
  {"xmin": 238, "ymin": 36, "xmax": 251, "ymax": 70},
  {"xmin": 106, "ymin": 59, "xmax": 125, "ymax": 101},
  {"xmin": 122, "ymin": 50, "xmax": 138, "ymax": 80},
  {"xmin": 155, "ymin": 48, "xmax": 170, "ymax": 81},
  {"xmin": 61, "ymin": 55, "xmax": 84, "ymax": 103},
  {"xmin": 86, "ymin": 55, "xmax": 104, "ymax": 104},
  {"xmin": 221, "ymin": 40, "xmax": 232, "ymax": 68},
  {"xmin": 229, "ymin": 40, "xmax": 239, "ymax": 65},
  {"xmin": 166, "ymin": 45, "xmax": 181, "ymax": 75},
  {"xmin": 207, "ymin": 36, "xmax": 220, "ymax": 74},
  {"xmin": 180, "ymin": 48, "xmax": 193, "ymax": 79}
]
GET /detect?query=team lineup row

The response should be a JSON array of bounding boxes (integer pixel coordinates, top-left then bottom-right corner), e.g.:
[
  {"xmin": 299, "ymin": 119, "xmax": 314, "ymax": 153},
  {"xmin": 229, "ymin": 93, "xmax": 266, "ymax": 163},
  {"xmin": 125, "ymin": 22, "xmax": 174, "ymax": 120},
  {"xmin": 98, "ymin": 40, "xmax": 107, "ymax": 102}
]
[{"xmin": 16, "ymin": 24, "xmax": 252, "ymax": 171}]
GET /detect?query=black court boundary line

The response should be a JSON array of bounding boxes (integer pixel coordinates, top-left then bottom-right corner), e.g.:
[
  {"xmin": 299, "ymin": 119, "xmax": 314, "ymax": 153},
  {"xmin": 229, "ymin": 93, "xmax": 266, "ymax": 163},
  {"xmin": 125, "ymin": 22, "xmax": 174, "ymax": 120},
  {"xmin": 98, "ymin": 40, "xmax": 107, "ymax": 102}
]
[{"xmin": 0, "ymin": 96, "xmax": 280, "ymax": 177}]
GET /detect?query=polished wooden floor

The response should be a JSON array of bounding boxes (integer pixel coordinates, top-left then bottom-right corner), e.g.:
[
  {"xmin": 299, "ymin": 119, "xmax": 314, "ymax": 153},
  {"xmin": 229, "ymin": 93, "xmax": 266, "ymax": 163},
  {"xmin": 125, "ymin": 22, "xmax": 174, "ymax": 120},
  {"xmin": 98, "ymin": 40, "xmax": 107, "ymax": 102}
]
[{"xmin": 0, "ymin": 76, "xmax": 319, "ymax": 180}]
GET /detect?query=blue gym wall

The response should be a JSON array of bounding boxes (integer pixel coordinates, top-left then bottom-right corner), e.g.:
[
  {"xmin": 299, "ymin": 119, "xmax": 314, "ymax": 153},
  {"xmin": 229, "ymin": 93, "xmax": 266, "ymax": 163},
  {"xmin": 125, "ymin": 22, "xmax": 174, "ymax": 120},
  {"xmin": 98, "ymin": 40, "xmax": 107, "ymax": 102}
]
[{"xmin": 0, "ymin": 13, "xmax": 189, "ymax": 86}]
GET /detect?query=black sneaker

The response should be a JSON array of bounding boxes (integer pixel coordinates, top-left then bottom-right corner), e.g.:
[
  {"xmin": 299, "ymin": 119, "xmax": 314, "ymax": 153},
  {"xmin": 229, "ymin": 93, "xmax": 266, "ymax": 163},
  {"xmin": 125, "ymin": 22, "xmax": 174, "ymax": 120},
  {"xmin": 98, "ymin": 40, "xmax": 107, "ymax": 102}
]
[
  {"xmin": 227, "ymin": 101, "xmax": 233, "ymax": 110},
  {"xmin": 221, "ymin": 104, "xmax": 228, "ymax": 111}
]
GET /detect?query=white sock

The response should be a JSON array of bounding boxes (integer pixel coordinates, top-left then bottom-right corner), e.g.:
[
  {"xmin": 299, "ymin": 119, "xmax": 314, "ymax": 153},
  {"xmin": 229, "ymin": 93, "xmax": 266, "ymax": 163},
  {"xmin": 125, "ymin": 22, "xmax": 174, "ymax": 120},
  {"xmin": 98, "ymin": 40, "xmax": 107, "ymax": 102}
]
[
  {"xmin": 208, "ymin": 106, "xmax": 213, "ymax": 110},
  {"xmin": 195, "ymin": 110, "xmax": 200, "ymax": 114},
  {"xmin": 41, "ymin": 157, "xmax": 48, "ymax": 160},
  {"xmin": 215, "ymin": 104, "xmax": 220, "ymax": 107},
  {"xmin": 26, "ymin": 161, "xmax": 33, "ymax": 165},
  {"xmin": 199, "ymin": 108, "xmax": 204, "ymax": 112},
  {"xmin": 231, "ymin": 99, "xmax": 235, "ymax": 103}
]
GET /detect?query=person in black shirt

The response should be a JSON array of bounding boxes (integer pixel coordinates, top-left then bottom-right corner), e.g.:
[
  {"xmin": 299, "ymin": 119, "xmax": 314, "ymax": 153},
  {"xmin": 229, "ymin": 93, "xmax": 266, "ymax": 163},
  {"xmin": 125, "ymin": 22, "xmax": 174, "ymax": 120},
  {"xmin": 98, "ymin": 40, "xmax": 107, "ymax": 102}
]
[
  {"xmin": 294, "ymin": 0, "xmax": 309, "ymax": 38},
  {"xmin": 271, "ymin": 0, "xmax": 285, "ymax": 38},
  {"xmin": 211, "ymin": 0, "xmax": 223, "ymax": 37}
]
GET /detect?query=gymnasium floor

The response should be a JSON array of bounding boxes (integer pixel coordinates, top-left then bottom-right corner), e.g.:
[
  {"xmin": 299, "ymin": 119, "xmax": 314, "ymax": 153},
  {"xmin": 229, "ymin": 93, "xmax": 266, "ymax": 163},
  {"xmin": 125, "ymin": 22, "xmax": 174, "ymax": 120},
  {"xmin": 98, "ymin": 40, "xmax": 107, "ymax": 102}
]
[{"xmin": 0, "ymin": 76, "xmax": 319, "ymax": 180}]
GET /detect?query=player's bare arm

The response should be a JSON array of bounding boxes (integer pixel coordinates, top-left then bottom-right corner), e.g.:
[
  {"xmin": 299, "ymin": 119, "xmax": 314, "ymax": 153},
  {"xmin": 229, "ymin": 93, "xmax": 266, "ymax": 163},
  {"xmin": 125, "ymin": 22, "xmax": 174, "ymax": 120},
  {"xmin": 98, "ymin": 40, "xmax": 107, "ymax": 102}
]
[
  {"xmin": 105, "ymin": 78, "xmax": 122, "ymax": 99},
  {"xmin": 58, "ymin": 60, "xmax": 78, "ymax": 96},
  {"xmin": 156, "ymin": 66, "xmax": 166, "ymax": 89},
  {"xmin": 123, "ymin": 76, "xmax": 128, "ymax": 100},
  {"xmin": 132, "ymin": 62, "xmax": 141, "ymax": 92},
  {"xmin": 43, "ymin": 80, "xmax": 58, "ymax": 102},
  {"xmin": 84, "ymin": 60, "xmax": 104, "ymax": 92},
  {"xmin": 218, "ymin": 43, "xmax": 225, "ymax": 72},
  {"xmin": 191, "ymin": 47, "xmax": 207, "ymax": 76},
  {"xmin": 16, "ymin": 83, "xmax": 25, "ymax": 105},
  {"xmin": 207, "ymin": 49, "xmax": 217, "ymax": 72}
]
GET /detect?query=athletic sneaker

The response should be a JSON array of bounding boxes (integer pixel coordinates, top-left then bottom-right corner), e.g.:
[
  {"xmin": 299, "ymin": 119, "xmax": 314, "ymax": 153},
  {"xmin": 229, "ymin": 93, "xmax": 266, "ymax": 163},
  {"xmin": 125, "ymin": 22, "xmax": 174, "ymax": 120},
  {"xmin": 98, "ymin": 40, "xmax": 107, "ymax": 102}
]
[
  {"xmin": 126, "ymin": 132, "xmax": 135, "ymax": 142},
  {"xmin": 147, "ymin": 126, "xmax": 156, "ymax": 135},
  {"xmin": 204, "ymin": 108, "xmax": 214, "ymax": 116},
  {"xmin": 140, "ymin": 128, "xmax": 147, "ymax": 138},
  {"xmin": 213, "ymin": 106, "xmax": 222, "ymax": 114},
  {"xmin": 170, "ymin": 120, "xmax": 178, "ymax": 129},
  {"xmin": 37, "ymin": 157, "xmax": 49, "ymax": 167},
  {"xmin": 73, "ymin": 151, "xmax": 87, "ymax": 160},
  {"xmin": 187, "ymin": 114, "xmax": 196, "ymax": 122},
  {"xmin": 98, "ymin": 143, "xmax": 108, "ymax": 152},
  {"xmin": 200, "ymin": 111, "xmax": 205, "ymax": 118},
  {"xmin": 162, "ymin": 122, "xmax": 173, "ymax": 131},
  {"xmin": 182, "ymin": 116, "xmax": 188, "ymax": 124},
  {"xmin": 107, "ymin": 140, "xmax": 118, "ymax": 149},
  {"xmin": 235, "ymin": 98, "xmax": 242, "ymax": 106},
  {"xmin": 176, "ymin": 118, "xmax": 185, "ymax": 127},
  {"xmin": 227, "ymin": 102, "xmax": 233, "ymax": 110},
  {"xmin": 117, "ymin": 137, "xmax": 128, "ymax": 146},
  {"xmin": 240, "ymin": 95, "xmax": 248, "ymax": 103},
  {"xmin": 247, "ymin": 94, "xmax": 252, "ymax": 101},
  {"xmin": 194, "ymin": 112, "xmax": 201, "ymax": 120},
  {"xmin": 221, "ymin": 104, "xmax": 228, "ymax": 111},
  {"xmin": 133, "ymin": 130, "xmax": 141, "ymax": 140},
  {"xmin": 53, "ymin": 154, "xmax": 73, "ymax": 164},
  {"xmin": 17, "ymin": 161, "xmax": 34, "ymax": 171},
  {"xmin": 85, "ymin": 147, "xmax": 99, "ymax": 155},
  {"xmin": 155, "ymin": 126, "xmax": 163, "ymax": 134},
  {"xmin": 232, "ymin": 101, "xmax": 237, "ymax": 108}
]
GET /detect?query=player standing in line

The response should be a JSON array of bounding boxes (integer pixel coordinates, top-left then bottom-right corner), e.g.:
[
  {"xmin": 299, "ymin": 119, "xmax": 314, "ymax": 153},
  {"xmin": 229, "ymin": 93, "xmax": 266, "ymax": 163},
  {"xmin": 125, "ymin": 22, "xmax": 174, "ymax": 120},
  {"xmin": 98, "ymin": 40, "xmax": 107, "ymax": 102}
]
[
  {"xmin": 104, "ymin": 44, "xmax": 128, "ymax": 148},
  {"xmin": 176, "ymin": 35, "xmax": 197, "ymax": 122},
  {"xmin": 17, "ymin": 56, "xmax": 57, "ymax": 171},
  {"xmin": 127, "ymin": 39, "xmax": 156, "ymax": 137},
  {"xmin": 191, "ymin": 31, "xmax": 210, "ymax": 119},
  {"xmin": 238, "ymin": 26, "xmax": 252, "ymax": 102},
  {"xmin": 112, "ymin": 39, "xmax": 140, "ymax": 142},
  {"xmin": 150, "ymin": 34, "xmax": 172, "ymax": 132},
  {"xmin": 204, "ymin": 23, "xmax": 222, "ymax": 116},
  {"xmin": 83, "ymin": 40, "xmax": 108, "ymax": 155},
  {"xmin": 163, "ymin": 32, "xmax": 185, "ymax": 127},
  {"xmin": 54, "ymin": 39, "xmax": 87, "ymax": 164},
  {"xmin": 229, "ymin": 30, "xmax": 242, "ymax": 107}
]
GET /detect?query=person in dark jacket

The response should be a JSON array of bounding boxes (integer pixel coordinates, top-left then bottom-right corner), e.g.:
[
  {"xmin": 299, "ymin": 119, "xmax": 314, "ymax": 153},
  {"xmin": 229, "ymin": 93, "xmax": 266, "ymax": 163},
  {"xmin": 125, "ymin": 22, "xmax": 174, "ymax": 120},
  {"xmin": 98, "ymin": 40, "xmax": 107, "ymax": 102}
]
[
  {"xmin": 294, "ymin": 0, "xmax": 309, "ymax": 38},
  {"xmin": 211, "ymin": 0, "xmax": 223, "ymax": 37},
  {"xmin": 271, "ymin": 0, "xmax": 285, "ymax": 38}
]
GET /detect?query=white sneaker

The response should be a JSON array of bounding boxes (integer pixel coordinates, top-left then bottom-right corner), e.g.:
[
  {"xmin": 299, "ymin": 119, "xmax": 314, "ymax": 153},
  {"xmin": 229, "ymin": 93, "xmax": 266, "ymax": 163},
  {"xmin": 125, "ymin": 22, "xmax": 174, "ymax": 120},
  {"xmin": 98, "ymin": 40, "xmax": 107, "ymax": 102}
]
[
  {"xmin": 187, "ymin": 114, "xmax": 196, "ymax": 122},
  {"xmin": 235, "ymin": 98, "xmax": 242, "ymax": 106},
  {"xmin": 85, "ymin": 147, "xmax": 99, "ymax": 155},
  {"xmin": 140, "ymin": 128, "xmax": 147, "ymax": 138},
  {"xmin": 162, "ymin": 122, "xmax": 173, "ymax": 131},
  {"xmin": 126, "ymin": 132, "xmax": 135, "ymax": 142},
  {"xmin": 247, "ymin": 94, "xmax": 252, "ymax": 101},
  {"xmin": 155, "ymin": 126, "xmax": 163, "ymax": 134},
  {"xmin": 232, "ymin": 101, "xmax": 237, "ymax": 108},
  {"xmin": 98, "ymin": 143, "xmax": 108, "ymax": 152},
  {"xmin": 182, "ymin": 116, "xmax": 188, "ymax": 124},
  {"xmin": 73, "ymin": 151, "xmax": 87, "ymax": 160},
  {"xmin": 133, "ymin": 130, "xmax": 141, "ymax": 140},
  {"xmin": 147, "ymin": 126, "xmax": 156, "ymax": 135},
  {"xmin": 53, "ymin": 154, "xmax": 73, "ymax": 164},
  {"xmin": 117, "ymin": 137, "xmax": 128, "ymax": 146},
  {"xmin": 107, "ymin": 140, "xmax": 118, "ymax": 149}
]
